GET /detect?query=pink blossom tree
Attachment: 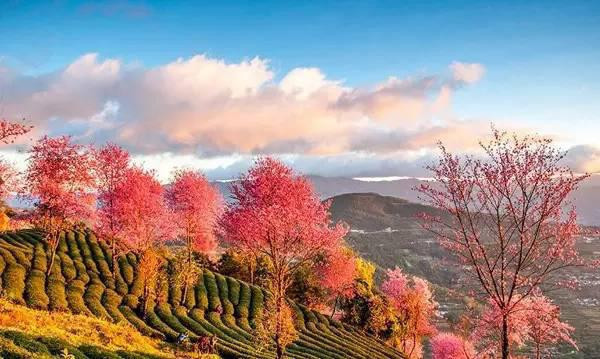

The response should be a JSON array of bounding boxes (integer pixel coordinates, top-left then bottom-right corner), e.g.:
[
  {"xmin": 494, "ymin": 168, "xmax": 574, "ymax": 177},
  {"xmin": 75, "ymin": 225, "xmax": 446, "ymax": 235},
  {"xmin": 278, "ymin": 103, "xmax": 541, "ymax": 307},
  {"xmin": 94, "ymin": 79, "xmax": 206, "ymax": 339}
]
[
  {"xmin": 0, "ymin": 118, "xmax": 32, "ymax": 144},
  {"xmin": 221, "ymin": 157, "xmax": 348, "ymax": 359},
  {"xmin": 93, "ymin": 143, "xmax": 131, "ymax": 274},
  {"xmin": 317, "ymin": 246, "xmax": 357, "ymax": 318},
  {"xmin": 166, "ymin": 169, "xmax": 222, "ymax": 300},
  {"xmin": 417, "ymin": 129, "xmax": 588, "ymax": 358},
  {"xmin": 473, "ymin": 293, "xmax": 576, "ymax": 358},
  {"xmin": 381, "ymin": 267, "xmax": 438, "ymax": 358},
  {"xmin": 111, "ymin": 167, "xmax": 173, "ymax": 253},
  {"xmin": 431, "ymin": 332, "xmax": 476, "ymax": 359},
  {"xmin": 25, "ymin": 136, "xmax": 96, "ymax": 275}
]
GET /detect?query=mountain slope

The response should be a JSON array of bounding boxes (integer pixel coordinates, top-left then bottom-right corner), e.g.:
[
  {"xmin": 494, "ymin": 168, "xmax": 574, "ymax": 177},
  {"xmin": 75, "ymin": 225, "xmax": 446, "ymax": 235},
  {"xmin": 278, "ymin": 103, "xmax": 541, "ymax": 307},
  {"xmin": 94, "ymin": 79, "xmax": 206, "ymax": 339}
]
[
  {"xmin": 328, "ymin": 192, "xmax": 600, "ymax": 357},
  {"xmin": 0, "ymin": 229, "xmax": 404, "ymax": 359}
]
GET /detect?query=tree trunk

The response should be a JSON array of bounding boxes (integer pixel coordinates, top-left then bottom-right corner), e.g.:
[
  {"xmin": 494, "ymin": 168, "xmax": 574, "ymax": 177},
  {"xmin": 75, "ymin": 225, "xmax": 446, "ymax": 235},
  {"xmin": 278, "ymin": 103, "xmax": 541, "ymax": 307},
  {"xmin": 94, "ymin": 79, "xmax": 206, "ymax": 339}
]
[
  {"xmin": 330, "ymin": 296, "xmax": 339, "ymax": 319},
  {"xmin": 46, "ymin": 232, "xmax": 59, "ymax": 276},
  {"xmin": 275, "ymin": 341, "xmax": 284, "ymax": 359},
  {"xmin": 111, "ymin": 237, "xmax": 117, "ymax": 279},
  {"xmin": 501, "ymin": 314, "xmax": 509, "ymax": 359},
  {"xmin": 182, "ymin": 243, "xmax": 192, "ymax": 305}
]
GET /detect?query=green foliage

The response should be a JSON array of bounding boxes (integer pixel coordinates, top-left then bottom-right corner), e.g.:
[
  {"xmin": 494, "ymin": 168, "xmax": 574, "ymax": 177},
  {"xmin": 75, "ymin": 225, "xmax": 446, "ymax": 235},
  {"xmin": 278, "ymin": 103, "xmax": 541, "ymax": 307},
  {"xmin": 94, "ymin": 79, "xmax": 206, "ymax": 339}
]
[
  {"xmin": 84, "ymin": 280, "xmax": 111, "ymax": 320},
  {"xmin": 119, "ymin": 256, "xmax": 134, "ymax": 285},
  {"xmin": 36, "ymin": 337, "xmax": 87, "ymax": 359},
  {"xmin": 2, "ymin": 263, "xmax": 26, "ymax": 304},
  {"xmin": 0, "ymin": 330, "xmax": 51, "ymax": 355},
  {"xmin": 66, "ymin": 280, "xmax": 90, "ymax": 315},
  {"xmin": 79, "ymin": 344, "xmax": 122, "ymax": 359},
  {"xmin": 24, "ymin": 269, "xmax": 49, "ymax": 309}
]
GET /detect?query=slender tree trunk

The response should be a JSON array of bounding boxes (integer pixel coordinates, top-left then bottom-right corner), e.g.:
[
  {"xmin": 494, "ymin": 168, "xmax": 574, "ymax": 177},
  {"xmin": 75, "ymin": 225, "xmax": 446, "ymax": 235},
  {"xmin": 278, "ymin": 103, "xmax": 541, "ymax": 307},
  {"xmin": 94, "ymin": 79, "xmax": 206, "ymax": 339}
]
[
  {"xmin": 182, "ymin": 240, "xmax": 192, "ymax": 305},
  {"xmin": 249, "ymin": 260, "xmax": 255, "ymax": 285},
  {"xmin": 111, "ymin": 237, "xmax": 117, "ymax": 279},
  {"xmin": 46, "ymin": 232, "xmax": 59, "ymax": 276},
  {"xmin": 501, "ymin": 314, "xmax": 510, "ymax": 359},
  {"xmin": 330, "ymin": 296, "xmax": 339, "ymax": 319}
]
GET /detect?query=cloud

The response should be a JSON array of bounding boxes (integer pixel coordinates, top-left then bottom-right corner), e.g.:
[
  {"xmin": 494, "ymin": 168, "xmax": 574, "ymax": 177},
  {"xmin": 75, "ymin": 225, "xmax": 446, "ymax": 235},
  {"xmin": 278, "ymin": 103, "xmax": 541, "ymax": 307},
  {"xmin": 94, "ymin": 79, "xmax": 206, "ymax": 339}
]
[
  {"xmin": 450, "ymin": 62, "xmax": 486, "ymax": 84},
  {"xmin": 0, "ymin": 54, "xmax": 494, "ymax": 176},
  {"xmin": 564, "ymin": 145, "xmax": 600, "ymax": 174}
]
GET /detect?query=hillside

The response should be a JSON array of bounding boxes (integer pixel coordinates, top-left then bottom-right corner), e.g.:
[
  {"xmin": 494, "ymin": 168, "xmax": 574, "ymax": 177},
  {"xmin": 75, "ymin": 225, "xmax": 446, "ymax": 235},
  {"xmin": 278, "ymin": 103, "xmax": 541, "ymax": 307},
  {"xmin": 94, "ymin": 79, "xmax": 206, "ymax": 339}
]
[
  {"xmin": 0, "ymin": 229, "xmax": 404, "ymax": 359},
  {"xmin": 328, "ymin": 192, "xmax": 600, "ymax": 357}
]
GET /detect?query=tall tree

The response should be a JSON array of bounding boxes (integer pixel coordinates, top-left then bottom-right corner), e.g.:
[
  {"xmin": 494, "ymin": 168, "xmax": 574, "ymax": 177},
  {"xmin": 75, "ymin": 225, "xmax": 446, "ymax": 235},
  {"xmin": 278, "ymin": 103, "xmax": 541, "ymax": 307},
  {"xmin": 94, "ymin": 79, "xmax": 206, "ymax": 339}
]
[
  {"xmin": 110, "ymin": 167, "xmax": 173, "ymax": 315},
  {"xmin": 221, "ymin": 157, "xmax": 348, "ymax": 359},
  {"xmin": 416, "ymin": 129, "xmax": 588, "ymax": 359},
  {"xmin": 111, "ymin": 167, "xmax": 173, "ymax": 253},
  {"xmin": 381, "ymin": 268, "xmax": 438, "ymax": 359},
  {"xmin": 25, "ymin": 136, "xmax": 96, "ymax": 275},
  {"xmin": 317, "ymin": 246, "xmax": 356, "ymax": 319},
  {"xmin": 93, "ymin": 143, "xmax": 131, "ymax": 275},
  {"xmin": 166, "ymin": 169, "xmax": 222, "ymax": 302}
]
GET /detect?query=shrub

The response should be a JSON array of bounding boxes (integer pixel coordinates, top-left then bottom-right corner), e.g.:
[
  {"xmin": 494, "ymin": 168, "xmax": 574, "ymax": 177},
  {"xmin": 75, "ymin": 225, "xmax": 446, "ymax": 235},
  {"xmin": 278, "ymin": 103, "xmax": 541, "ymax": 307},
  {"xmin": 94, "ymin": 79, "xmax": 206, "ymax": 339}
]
[
  {"xmin": 119, "ymin": 256, "xmax": 134, "ymax": 285},
  {"xmin": 154, "ymin": 303, "xmax": 195, "ymax": 338},
  {"xmin": 123, "ymin": 294, "xmax": 140, "ymax": 309},
  {"xmin": 194, "ymin": 271, "xmax": 209, "ymax": 311},
  {"xmin": 79, "ymin": 344, "xmax": 122, "ymax": 359},
  {"xmin": 24, "ymin": 269, "xmax": 49, "ymax": 309},
  {"xmin": 0, "ymin": 330, "xmax": 51, "ymax": 355},
  {"xmin": 0, "ymin": 254, "xmax": 5, "ymax": 287},
  {"xmin": 215, "ymin": 273, "xmax": 234, "ymax": 315},
  {"xmin": 203, "ymin": 271, "xmax": 221, "ymax": 312},
  {"xmin": 145, "ymin": 309, "xmax": 179, "ymax": 341},
  {"xmin": 46, "ymin": 277, "xmax": 69, "ymax": 312},
  {"xmin": 2, "ymin": 263, "xmax": 26, "ymax": 304},
  {"xmin": 58, "ymin": 251, "xmax": 77, "ymax": 281},
  {"xmin": 119, "ymin": 306, "xmax": 165, "ymax": 340},
  {"xmin": 84, "ymin": 281, "xmax": 111, "ymax": 320},
  {"xmin": 66, "ymin": 280, "xmax": 90, "ymax": 315},
  {"xmin": 37, "ymin": 336, "xmax": 88, "ymax": 359},
  {"xmin": 183, "ymin": 280, "xmax": 196, "ymax": 309},
  {"xmin": 31, "ymin": 243, "xmax": 47, "ymax": 272},
  {"xmin": 101, "ymin": 288, "xmax": 126, "ymax": 322},
  {"xmin": 249, "ymin": 286, "xmax": 264, "ymax": 324},
  {"xmin": 227, "ymin": 277, "xmax": 240, "ymax": 306},
  {"xmin": 236, "ymin": 283, "xmax": 251, "ymax": 319}
]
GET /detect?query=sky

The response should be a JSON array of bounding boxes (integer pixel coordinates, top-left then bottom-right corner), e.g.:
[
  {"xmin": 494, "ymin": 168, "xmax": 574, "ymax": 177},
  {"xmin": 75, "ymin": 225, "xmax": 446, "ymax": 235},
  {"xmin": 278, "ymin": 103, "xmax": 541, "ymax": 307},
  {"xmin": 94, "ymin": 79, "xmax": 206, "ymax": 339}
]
[{"xmin": 1, "ymin": 0, "xmax": 599, "ymax": 181}]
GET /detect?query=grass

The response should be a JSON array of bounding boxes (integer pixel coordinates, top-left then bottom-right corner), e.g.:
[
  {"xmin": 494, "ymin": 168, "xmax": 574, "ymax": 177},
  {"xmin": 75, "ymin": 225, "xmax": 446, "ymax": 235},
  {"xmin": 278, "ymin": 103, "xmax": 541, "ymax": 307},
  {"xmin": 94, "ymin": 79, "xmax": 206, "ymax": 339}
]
[{"xmin": 0, "ymin": 229, "xmax": 405, "ymax": 359}]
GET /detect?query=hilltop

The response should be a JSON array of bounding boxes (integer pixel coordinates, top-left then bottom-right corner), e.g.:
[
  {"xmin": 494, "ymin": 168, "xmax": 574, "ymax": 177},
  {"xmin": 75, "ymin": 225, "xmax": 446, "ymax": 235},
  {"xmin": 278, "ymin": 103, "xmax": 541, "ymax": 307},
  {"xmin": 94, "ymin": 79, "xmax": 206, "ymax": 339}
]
[{"xmin": 0, "ymin": 229, "xmax": 404, "ymax": 359}]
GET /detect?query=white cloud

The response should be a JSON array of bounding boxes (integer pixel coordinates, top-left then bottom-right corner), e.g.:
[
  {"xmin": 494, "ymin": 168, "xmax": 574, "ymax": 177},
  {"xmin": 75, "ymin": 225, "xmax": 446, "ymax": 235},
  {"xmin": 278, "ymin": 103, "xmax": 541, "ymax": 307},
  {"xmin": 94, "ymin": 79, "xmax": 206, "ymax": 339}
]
[{"xmin": 450, "ymin": 61, "xmax": 486, "ymax": 84}]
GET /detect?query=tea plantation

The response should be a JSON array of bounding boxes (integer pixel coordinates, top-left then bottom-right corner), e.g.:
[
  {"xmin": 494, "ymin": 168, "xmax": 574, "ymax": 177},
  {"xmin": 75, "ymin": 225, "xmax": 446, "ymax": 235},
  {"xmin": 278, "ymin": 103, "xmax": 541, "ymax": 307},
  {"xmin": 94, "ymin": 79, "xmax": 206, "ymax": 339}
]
[{"xmin": 0, "ymin": 229, "xmax": 405, "ymax": 359}]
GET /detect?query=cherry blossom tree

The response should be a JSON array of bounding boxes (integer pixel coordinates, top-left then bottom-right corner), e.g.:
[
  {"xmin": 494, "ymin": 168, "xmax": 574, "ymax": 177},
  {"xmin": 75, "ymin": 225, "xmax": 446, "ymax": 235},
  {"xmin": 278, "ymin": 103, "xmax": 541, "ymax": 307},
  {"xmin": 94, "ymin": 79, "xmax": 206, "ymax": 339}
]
[
  {"xmin": 317, "ymin": 246, "xmax": 357, "ymax": 319},
  {"xmin": 111, "ymin": 167, "xmax": 173, "ymax": 253},
  {"xmin": 166, "ymin": 169, "xmax": 222, "ymax": 301},
  {"xmin": 221, "ymin": 157, "xmax": 348, "ymax": 359},
  {"xmin": 431, "ymin": 332, "xmax": 476, "ymax": 359},
  {"xmin": 381, "ymin": 267, "xmax": 438, "ymax": 359},
  {"xmin": 93, "ymin": 143, "xmax": 131, "ymax": 275},
  {"xmin": 0, "ymin": 118, "xmax": 32, "ymax": 144},
  {"xmin": 25, "ymin": 136, "xmax": 96, "ymax": 275},
  {"xmin": 473, "ymin": 293, "xmax": 576, "ymax": 358},
  {"xmin": 417, "ymin": 128, "xmax": 588, "ymax": 359}
]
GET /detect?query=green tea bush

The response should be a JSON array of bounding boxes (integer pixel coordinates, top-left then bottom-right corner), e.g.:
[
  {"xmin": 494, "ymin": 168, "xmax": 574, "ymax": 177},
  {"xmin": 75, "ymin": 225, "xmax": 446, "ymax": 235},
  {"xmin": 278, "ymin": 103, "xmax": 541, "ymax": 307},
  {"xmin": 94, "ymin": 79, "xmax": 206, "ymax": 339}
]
[
  {"xmin": 194, "ymin": 271, "xmax": 209, "ymax": 311},
  {"xmin": 119, "ymin": 306, "xmax": 165, "ymax": 340},
  {"xmin": 31, "ymin": 243, "xmax": 47, "ymax": 272},
  {"xmin": 101, "ymin": 288, "xmax": 126, "ymax": 322},
  {"xmin": 0, "ymin": 254, "xmax": 5, "ymax": 288},
  {"xmin": 203, "ymin": 271, "xmax": 221, "ymax": 312},
  {"xmin": 249, "ymin": 286, "xmax": 264, "ymax": 324},
  {"xmin": 46, "ymin": 277, "xmax": 69, "ymax": 311},
  {"xmin": 154, "ymin": 303, "xmax": 195, "ymax": 339},
  {"xmin": 227, "ymin": 277, "xmax": 240, "ymax": 305},
  {"xmin": 2, "ymin": 263, "xmax": 26, "ymax": 304},
  {"xmin": 119, "ymin": 256, "xmax": 134, "ymax": 285},
  {"xmin": 24, "ymin": 269, "xmax": 49, "ymax": 310},
  {"xmin": 79, "ymin": 344, "xmax": 122, "ymax": 359},
  {"xmin": 183, "ymin": 280, "xmax": 196, "ymax": 309},
  {"xmin": 236, "ymin": 282, "xmax": 251, "ymax": 319},
  {"xmin": 66, "ymin": 279, "xmax": 90, "ymax": 315},
  {"xmin": 84, "ymin": 281, "xmax": 111, "ymax": 320},
  {"xmin": 215, "ymin": 273, "xmax": 234, "ymax": 315},
  {"xmin": 58, "ymin": 251, "xmax": 77, "ymax": 281},
  {"xmin": 37, "ymin": 336, "xmax": 88, "ymax": 359},
  {"xmin": 0, "ymin": 330, "xmax": 51, "ymax": 356},
  {"xmin": 123, "ymin": 294, "xmax": 140, "ymax": 309},
  {"xmin": 145, "ymin": 309, "xmax": 179, "ymax": 341},
  {"xmin": 172, "ymin": 307, "xmax": 211, "ymax": 336}
]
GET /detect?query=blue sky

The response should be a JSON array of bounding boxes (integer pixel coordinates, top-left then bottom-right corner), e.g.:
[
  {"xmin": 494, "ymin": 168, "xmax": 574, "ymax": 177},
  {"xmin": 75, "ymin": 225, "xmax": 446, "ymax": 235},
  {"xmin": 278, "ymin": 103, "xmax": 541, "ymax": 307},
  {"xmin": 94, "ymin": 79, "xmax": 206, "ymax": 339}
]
[{"xmin": 1, "ymin": 0, "xmax": 599, "ymax": 179}]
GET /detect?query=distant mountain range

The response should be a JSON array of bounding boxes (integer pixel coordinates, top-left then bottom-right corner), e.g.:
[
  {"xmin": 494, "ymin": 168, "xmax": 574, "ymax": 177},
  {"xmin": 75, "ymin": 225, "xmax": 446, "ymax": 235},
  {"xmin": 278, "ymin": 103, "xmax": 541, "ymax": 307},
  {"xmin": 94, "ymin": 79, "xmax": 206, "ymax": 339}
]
[{"xmin": 217, "ymin": 174, "xmax": 600, "ymax": 225}]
